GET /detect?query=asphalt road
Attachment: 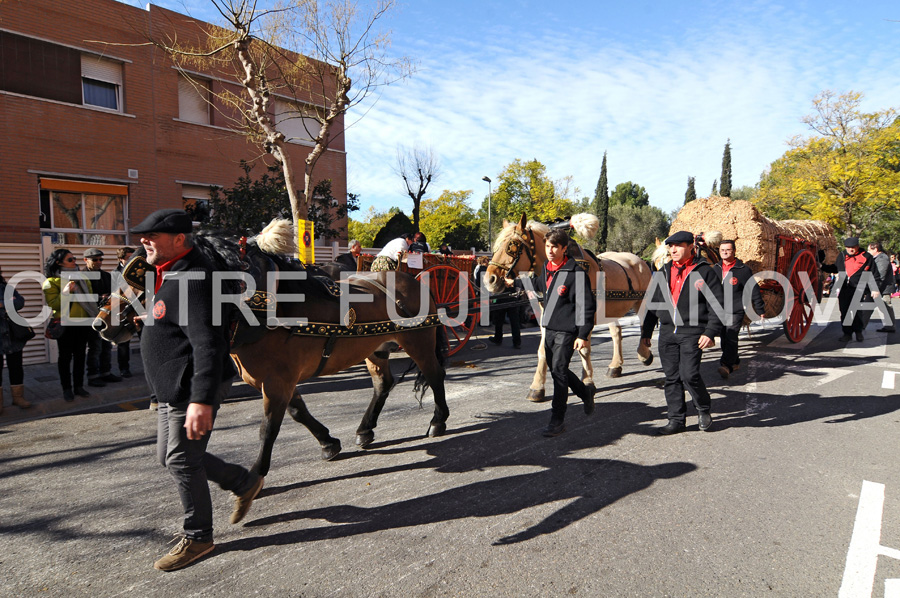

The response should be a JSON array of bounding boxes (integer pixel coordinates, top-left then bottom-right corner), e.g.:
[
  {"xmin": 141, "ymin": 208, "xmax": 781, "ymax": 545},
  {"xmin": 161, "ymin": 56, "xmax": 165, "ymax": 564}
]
[{"xmin": 2, "ymin": 298, "xmax": 900, "ymax": 597}]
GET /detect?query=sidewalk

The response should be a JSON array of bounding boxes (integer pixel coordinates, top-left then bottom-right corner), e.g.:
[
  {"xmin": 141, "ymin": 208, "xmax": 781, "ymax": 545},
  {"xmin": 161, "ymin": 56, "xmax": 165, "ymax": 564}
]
[
  {"xmin": 0, "ymin": 347, "xmax": 260, "ymax": 425},
  {"xmin": 0, "ymin": 350, "xmax": 154, "ymax": 425}
]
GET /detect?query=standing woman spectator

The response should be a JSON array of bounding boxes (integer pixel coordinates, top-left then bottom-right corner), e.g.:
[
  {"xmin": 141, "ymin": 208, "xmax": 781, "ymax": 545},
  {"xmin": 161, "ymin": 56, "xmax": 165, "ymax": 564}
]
[
  {"xmin": 42, "ymin": 249, "xmax": 97, "ymax": 402},
  {"xmin": 0, "ymin": 265, "xmax": 32, "ymax": 412}
]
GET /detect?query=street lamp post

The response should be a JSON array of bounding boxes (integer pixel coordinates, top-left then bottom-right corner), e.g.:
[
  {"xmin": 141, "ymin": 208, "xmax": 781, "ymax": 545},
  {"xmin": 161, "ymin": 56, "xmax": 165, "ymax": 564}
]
[{"xmin": 482, "ymin": 176, "xmax": 492, "ymax": 249}]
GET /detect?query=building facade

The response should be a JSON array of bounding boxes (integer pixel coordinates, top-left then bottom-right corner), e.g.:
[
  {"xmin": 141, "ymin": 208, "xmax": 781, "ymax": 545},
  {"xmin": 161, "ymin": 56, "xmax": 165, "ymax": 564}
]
[{"xmin": 0, "ymin": 0, "xmax": 348, "ymax": 246}]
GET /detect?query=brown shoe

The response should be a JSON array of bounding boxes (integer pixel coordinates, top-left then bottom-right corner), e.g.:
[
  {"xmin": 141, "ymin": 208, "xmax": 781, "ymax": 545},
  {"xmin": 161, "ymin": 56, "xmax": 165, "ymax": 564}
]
[
  {"xmin": 153, "ymin": 536, "xmax": 214, "ymax": 571},
  {"xmin": 230, "ymin": 475, "xmax": 264, "ymax": 524}
]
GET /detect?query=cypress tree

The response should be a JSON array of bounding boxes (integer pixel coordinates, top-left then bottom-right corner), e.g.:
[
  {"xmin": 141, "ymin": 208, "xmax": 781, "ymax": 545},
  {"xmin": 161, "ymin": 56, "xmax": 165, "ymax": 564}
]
[
  {"xmin": 720, "ymin": 139, "xmax": 732, "ymax": 197},
  {"xmin": 592, "ymin": 151, "xmax": 610, "ymax": 251},
  {"xmin": 711, "ymin": 179, "xmax": 718, "ymax": 196},
  {"xmin": 684, "ymin": 176, "xmax": 696, "ymax": 204}
]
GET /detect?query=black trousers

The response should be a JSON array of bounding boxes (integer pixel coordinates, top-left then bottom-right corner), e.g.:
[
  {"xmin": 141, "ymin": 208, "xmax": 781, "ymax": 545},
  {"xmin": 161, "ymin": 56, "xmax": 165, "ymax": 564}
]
[
  {"xmin": 544, "ymin": 329, "xmax": 586, "ymax": 421},
  {"xmin": 0, "ymin": 351, "xmax": 24, "ymax": 386},
  {"xmin": 117, "ymin": 340, "xmax": 131, "ymax": 372},
  {"xmin": 658, "ymin": 327, "xmax": 711, "ymax": 424},
  {"xmin": 492, "ymin": 304, "xmax": 521, "ymax": 345},
  {"xmin": 156, "ymin": 382, "xmax": 255, "ymax": 542},
  {"xmin": 86, "ymin": 329, "xmax": 112, "ymax": 378},
  {"xmin": 720, "ymin": 322, "xmax": 742, "ymax": 369},
  {"xmin": 838, "ymin": 284, "xmax": 868, "ymax": 334},
  {"xmin": 56, "ymin": 326, "xmax": 90, "ymax": 390}
]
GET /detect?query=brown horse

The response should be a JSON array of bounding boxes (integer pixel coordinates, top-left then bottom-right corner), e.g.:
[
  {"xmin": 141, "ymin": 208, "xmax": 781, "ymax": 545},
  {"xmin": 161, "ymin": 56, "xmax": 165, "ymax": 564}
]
[
  {"xmin": 94, "ymin": 220, "xmax": 448, "ymax": 476},
  {"xmin": 484, "ymin": 213, "xmax": 653, "ymax": 401}
]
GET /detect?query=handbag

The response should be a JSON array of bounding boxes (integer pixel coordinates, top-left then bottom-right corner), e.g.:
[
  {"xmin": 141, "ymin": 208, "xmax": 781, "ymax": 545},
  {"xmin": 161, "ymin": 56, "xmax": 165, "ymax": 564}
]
[
  {"xmin": 7, "ymin": 316, "xmax": 36, "ymax": 342},
  {"xmin": 44, "ymin": 318, "xmax": 63, "ymax": 340}
]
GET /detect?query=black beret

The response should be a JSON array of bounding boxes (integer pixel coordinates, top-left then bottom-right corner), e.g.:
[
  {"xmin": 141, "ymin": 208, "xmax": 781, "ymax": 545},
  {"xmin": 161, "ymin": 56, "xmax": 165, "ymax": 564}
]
[
  {"xmin": 131, "ymin": 209, "xmax": 193, "ymax": 234},
  {"xmin": 844, "ymin": 237, "xmax": 860, "ymax": 247},
  {"xmin": 83, "ymin": 248, "xmax": 104, "ymax": 259},
  {"xmin": 665, "ymin": 231, "xmax": 695, "ymax": 245}
]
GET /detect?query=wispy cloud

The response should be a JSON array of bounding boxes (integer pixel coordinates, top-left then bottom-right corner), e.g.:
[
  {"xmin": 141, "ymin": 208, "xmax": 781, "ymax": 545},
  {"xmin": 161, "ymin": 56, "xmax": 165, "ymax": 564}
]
[{"xmin": 348, "ymin": 1, "xmax": 900, "ymax": 215}]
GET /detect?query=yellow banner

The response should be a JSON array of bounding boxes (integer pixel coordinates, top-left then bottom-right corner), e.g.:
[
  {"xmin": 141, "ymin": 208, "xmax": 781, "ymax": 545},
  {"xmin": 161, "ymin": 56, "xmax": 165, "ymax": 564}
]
[{"xmin": 297, "ymin": 219, "xmax": 315, "ymax": 264}]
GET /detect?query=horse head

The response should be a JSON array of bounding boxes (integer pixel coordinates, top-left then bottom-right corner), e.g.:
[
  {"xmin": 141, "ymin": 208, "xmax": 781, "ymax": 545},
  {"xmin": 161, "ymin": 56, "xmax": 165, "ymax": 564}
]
[{"xmin": 484, "ymin": 212, "xmax": 537, "ymax": 294}]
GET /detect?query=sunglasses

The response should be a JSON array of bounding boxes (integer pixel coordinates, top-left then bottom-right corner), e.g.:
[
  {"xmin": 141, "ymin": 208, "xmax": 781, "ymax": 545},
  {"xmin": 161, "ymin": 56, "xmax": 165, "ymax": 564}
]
[
  {"xmin": 63, "ymin": 257, "xmax": 76, "ymax": 263},
  {"xmin": 87, "ymin": 258, "xmax": 104, "ymax": 261}
]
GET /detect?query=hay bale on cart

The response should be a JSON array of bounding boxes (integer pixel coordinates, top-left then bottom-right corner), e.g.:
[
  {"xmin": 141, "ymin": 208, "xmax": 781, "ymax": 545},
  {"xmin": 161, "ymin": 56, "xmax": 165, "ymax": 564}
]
[{"xmin": 670, "ymin": 196, "xmax": 838, "ymax": 342}]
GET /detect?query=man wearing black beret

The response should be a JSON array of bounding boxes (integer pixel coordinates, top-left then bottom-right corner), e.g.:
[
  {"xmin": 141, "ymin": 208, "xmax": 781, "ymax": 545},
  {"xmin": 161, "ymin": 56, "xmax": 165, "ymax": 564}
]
[
  {"xmin": 132, "ymin": 209, "xmax": 263, "ymax": 571},
  {"xmin": 641, "ymin": 231, "xmax": 724, "ymax": 435},
  {"xmin": 821, "ymin": 237, "xmax": 882, "ymax": 341}
]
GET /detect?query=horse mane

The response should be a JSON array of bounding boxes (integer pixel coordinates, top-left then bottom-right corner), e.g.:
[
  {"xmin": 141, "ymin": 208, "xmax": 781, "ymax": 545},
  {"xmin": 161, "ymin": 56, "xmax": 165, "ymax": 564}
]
[
  {"xmin": 492, "ymin": 220, "xmax": 549, "ymax": 253},
  {"xmin": 570, "ymin": 213, "xmax": 600, "ymax": 240}
]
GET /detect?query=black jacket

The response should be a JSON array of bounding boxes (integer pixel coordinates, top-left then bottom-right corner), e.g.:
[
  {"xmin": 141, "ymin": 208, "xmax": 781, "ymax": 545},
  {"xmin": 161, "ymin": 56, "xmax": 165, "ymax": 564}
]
[
  {"xmin": 822, "ymin": 250, "xmax": 883, "ymax": 290},
  {"xmin": 335, "ymin": 252, "xmax": 358, "ymax": 271},
  {"xmin": 534, "ymin": 258, "xmax": 596, "ymax": 340},
  {"xmin": 140, "ymin": 248, "xmax": 236, "ymax": 406},
  {"xmin": 712, "ymin": 259, "xmax": 765, "ymax": 322},
  {"xmin": 641, "ymin": 256, "xmax": 724, "ymax": 339}
]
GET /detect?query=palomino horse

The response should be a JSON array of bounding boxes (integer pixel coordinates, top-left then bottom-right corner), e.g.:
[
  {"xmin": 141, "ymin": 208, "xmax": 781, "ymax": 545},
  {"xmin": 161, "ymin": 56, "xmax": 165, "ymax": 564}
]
[
  {"xmin": 94, "ymin": 220, "xmax": 448, "ymax": 476},
  {"xmin": 484, "ymin": 213, "xmax": 654, "ymax": 401}
]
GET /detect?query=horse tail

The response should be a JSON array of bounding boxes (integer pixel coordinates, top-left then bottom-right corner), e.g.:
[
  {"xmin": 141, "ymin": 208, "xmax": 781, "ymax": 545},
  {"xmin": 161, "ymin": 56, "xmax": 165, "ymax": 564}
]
[
  {"xmin": 254, "ymin": 218, "xmax": 295, "ymax": 255},
  {"xmin": 413, "ymin": 320, "xmax": 447, "ymax": 406},
  {"xmin": 570, "ymin": 213, "xmax": 600, "ymax": 240}
]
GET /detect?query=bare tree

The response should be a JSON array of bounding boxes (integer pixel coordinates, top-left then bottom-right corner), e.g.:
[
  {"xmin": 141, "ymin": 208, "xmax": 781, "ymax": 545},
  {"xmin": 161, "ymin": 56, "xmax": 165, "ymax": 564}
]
[
  {"xmin": 122, "ymin": 0, "xmax": 412, "ymax": 244},
  {"xmin": 395, "ymin": 143, "xmax": 440, "ymax": 230}
]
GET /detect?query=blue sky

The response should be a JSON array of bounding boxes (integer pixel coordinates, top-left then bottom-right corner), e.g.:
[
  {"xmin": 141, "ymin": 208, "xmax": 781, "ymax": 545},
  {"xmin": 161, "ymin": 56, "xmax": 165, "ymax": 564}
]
[{"xmin": 121, "ymin": 0, "xmax": 900, "ymax": 216}]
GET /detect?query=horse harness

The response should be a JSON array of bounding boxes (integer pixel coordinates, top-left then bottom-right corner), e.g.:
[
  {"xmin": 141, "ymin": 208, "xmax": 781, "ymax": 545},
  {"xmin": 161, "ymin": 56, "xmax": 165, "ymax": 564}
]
[{"xmin": 492, "ymin": 227, "xmax": 645, "ymax": 301}]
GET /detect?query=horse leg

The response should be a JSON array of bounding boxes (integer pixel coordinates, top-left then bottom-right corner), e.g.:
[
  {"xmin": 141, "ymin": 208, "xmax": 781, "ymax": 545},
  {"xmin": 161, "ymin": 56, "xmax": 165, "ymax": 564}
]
[
  {"xmin": 355, "ymin": 355, "xmax": 395, "ymax": 449},
  {"xmin": 527, "ymin": 326, "xmax": 549, "ymax": 402},
  {"xmin": 607, "ymin": 322, "xmax": 624, "ymax": 378},
  {"xmin": 287, "ymin": 391, "xmax": 342, "ymax": 461},
  {"xmin": 419, "ymin": 346, "xmax": 448, "ymax": 438},
  {"xmin": 251, "ymin": 380, "xmax": 293, "ymax": 476},
  {"xmin": 578, "ymin": 333, "xmax": 595, "ymax": 396}
]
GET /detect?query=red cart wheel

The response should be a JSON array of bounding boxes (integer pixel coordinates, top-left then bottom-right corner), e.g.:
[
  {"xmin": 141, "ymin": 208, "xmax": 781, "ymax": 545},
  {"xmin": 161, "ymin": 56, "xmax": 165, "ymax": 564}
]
[
  {"xmin": 783, "ymin": 248, "xmax": 819, "ymax": 342},
  {"xmin": 417, "ymin": 265, "xmax": 477, "ymax": 356}
]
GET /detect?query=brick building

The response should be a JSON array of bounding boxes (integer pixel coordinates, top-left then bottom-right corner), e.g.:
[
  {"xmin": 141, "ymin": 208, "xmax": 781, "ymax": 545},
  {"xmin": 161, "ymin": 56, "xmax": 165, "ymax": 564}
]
[{"xmin": 0, "ymin": 0, "xmax": 348, "ymax": 246}]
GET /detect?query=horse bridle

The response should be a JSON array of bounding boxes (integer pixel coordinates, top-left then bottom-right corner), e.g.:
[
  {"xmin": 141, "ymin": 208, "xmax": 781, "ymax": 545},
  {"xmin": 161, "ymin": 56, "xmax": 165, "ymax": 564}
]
[{"xmin": 489, "ymin": 228, "xmax": 536, "ymax": 282}]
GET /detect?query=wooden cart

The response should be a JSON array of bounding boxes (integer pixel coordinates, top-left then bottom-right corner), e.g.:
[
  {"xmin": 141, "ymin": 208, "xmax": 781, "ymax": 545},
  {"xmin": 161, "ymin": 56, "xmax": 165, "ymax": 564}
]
[
  {"xmin": 357, "ymin": 252, "xmax": 482, "ymax": 356},
  {"xmin": 758, "ymin": 235, "xmax": 821, "ymax": 343}
]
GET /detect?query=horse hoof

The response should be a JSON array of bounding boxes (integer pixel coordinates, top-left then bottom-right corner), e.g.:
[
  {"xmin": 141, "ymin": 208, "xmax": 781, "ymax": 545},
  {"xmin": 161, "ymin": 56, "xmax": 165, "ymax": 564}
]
[
  {"xmin": 606, "ymin": 367, "xmax": 622, "ymax": 378},
  {"xmin": 640, "ymin": 354, "xmax": 654, "ymax": 366},
  {"xmin": 427, "ymin": 423, "xmax": 447, "ymax": 437},
  {"xmin": 356, "ymin": 432, "xmax": 375, "ymax": 449},
  {"xmin": 320, "ymin": 440, "xmax": 342, "ymax": 461},
  {"xmin": 527, "ymin": 388, "xmax": 548, "ymax": 402}
]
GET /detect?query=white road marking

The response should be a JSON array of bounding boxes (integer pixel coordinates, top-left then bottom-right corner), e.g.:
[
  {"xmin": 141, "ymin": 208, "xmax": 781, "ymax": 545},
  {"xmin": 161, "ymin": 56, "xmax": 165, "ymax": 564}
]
[
  {"xmin": 886, "ymin": 579, "xmax": 900, "ymax": 598},
  {"xmin": 882, "ymin": 371, "xmax": 900, "ymax": 390},
  {"xmin": 767, "ymin": 321, "xmax": 830, "ymax": 350},
  {"xmin": 839, "ymin": 480, "xmax": 900, "ymax": 598}
]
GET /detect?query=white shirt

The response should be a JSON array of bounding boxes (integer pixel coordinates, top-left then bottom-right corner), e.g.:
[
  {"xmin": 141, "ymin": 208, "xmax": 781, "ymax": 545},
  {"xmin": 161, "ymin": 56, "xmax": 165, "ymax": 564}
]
[{"xmin": 377, "ymin": 237, "xmax": 409, "ymax": 261}]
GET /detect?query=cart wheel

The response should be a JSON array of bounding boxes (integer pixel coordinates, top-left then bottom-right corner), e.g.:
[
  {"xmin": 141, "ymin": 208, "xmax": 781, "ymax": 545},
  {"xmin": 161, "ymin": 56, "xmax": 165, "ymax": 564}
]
[
  {"xmin": 417, "ymin": 265, "xmax": 477, "ymax": 356},
  {"xmin": 783, "ymin": 248, "xmax": 819, "ymax": 343}
]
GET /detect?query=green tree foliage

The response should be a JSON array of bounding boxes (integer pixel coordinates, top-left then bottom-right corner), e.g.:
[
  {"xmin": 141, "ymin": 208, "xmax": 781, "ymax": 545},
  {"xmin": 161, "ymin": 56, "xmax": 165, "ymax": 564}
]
[
  {"xmin": 730, "ymin": 185, "xmax": 756, "ymax": 202},
  {"xmin": 754, "ymin": 91, "xmax": 900, "ymax": 237},
  {"xmin": 349, "ymin": 207, "xmax": 397, "ymax": 248},
  {"xmin": 592, "ymin": 152, "xmax": 610, "ymax": 251},
  {"xmin": 420, "ymin": 190, "xmax": 485, "ymax": 251},
  {"xmin": 684, "ymin": 176, "xmax": 697, "ymax": 204},
  {"xmin": 192, "ymin": 161, "xmax": 354, "ymax": 238},
  {"xmin": 479, "ymin": 159, "xmax": 578, "ymax": 242},
  {"xmin": 372, "ymin": 212, "xmax": 415, "ymax": 247},
  {"xmin": 606, "ymin": 204, "xmax": 671, "ymax": 259},
  {"xmin": 720, "ymin": 139, "xmax": 733, "ymax": 197},
  {"xmin": 711, "ymin": 179, "xmax": 718, "ymax": 196},
  {"xmin": 609, "ymin": 181, "xmax": 649, "ymax": 208}
]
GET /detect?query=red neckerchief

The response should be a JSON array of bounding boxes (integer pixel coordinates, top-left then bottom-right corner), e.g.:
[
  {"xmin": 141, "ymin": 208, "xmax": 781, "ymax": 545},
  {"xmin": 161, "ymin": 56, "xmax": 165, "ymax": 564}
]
[
  {"xmin": 721, "ymin": 259, "xmax": 736, "ymax": 277},
  {"xmin": 670, "ymin": 257, "xmax": 697, "ymax": 305},
  {"xmin": 844, "ymin": 252, "xmax": 867, "ymax": 278},
  {"xmin": 154, "ymin": 248, "xmax": 192, "ymax": 293},
  {"xmin": 546, "ymin": 257, "xmax": 567, "ymax": 288}
]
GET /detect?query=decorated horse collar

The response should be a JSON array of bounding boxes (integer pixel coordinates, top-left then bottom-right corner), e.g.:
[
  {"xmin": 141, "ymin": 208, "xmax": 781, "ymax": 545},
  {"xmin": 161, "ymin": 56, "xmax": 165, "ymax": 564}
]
[{"xmin": 489, "ymin": 227, "xmax": 536, "ymax": 279}]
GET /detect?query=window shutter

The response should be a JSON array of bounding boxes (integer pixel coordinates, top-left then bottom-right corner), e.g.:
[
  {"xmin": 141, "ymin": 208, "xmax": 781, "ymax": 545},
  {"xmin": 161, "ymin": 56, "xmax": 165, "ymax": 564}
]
[
  {"xmin": 80, "ymin": 54, "xmax": 122, "ymax": 85},
  {"xmin": 274, "ymin": 100, "xmax": 317, "ymax": 142},
  {"xmin": 178, "ymin": 76, "xmax": 210, "ymax": 124}
]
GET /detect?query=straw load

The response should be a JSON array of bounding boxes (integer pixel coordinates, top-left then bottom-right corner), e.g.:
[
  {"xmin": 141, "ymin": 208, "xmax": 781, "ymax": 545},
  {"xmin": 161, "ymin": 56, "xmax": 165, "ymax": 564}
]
[{"xmin": 670, "ymin": 196, "xmax": 838, "ymax": 274}]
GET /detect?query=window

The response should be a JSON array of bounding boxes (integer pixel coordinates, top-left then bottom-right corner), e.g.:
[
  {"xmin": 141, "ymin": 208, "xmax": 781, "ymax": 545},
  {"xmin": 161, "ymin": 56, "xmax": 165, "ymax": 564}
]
[
  {"xmin": 80, "ymin": 54, "xmax": 122, "ymax": 111},
  {"xmin": 178, "ymin": 75, "xmax": 211, "ymax": 125},
  {"xmin": 273, "ymin": 100, "xmax": 319, "ymax": 143},
  {"xmin": 39, "ymin": 179, "xmax": 128, "ymax": 245},
  {"xmin": 182, "ymin": 184, "xmax": 214, "ymax": 222}
]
